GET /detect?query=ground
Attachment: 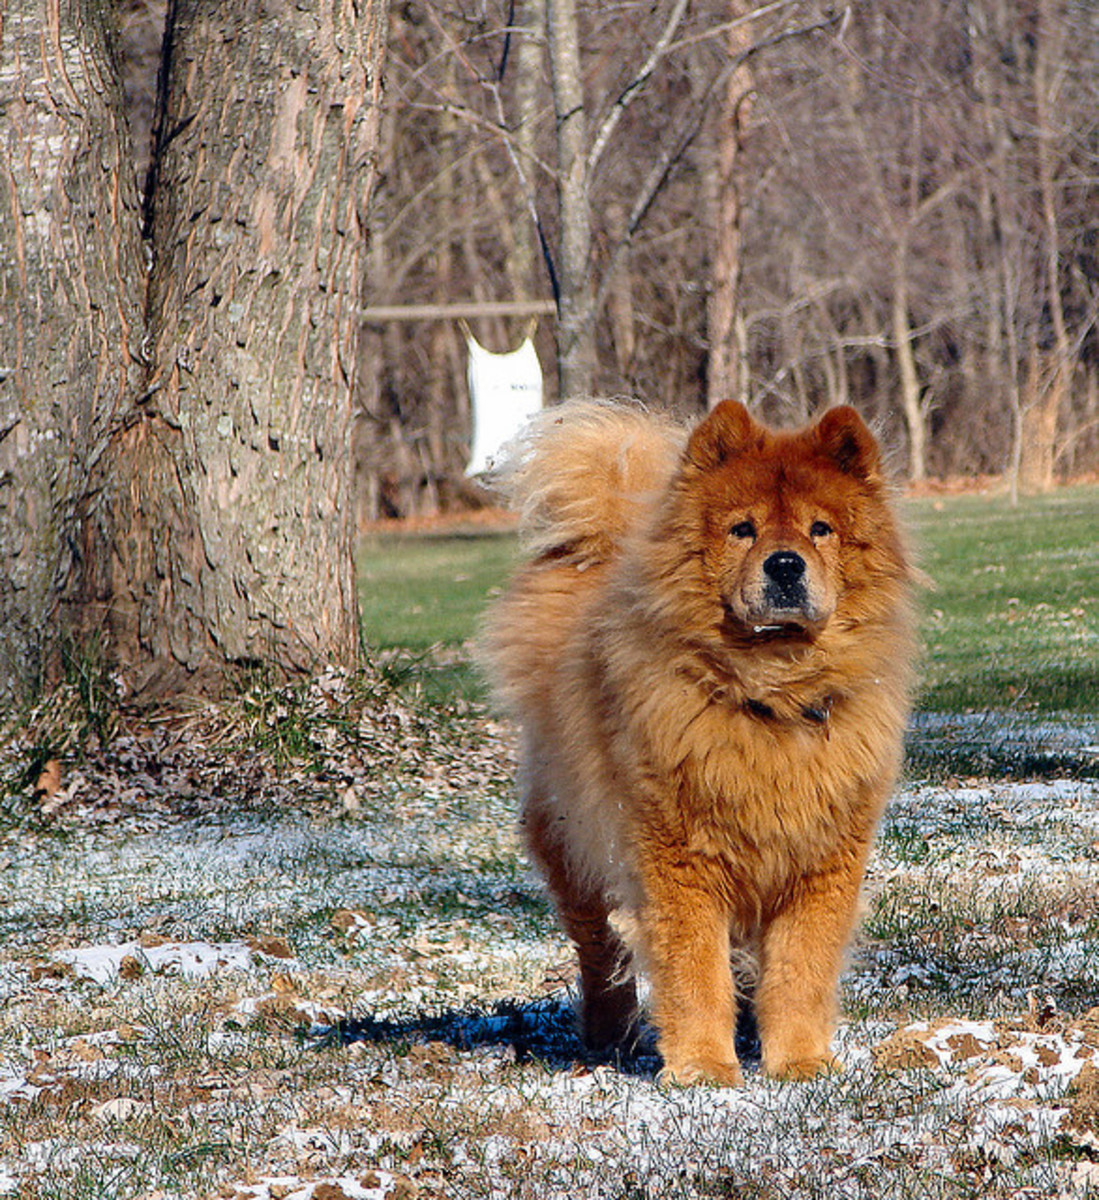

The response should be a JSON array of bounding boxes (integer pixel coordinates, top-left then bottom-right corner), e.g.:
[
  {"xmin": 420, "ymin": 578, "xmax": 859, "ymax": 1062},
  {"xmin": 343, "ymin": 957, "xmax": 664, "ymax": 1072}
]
[{"xmin": 1, "ymin": 668, "xmax": 1098, "ymax": 1199}]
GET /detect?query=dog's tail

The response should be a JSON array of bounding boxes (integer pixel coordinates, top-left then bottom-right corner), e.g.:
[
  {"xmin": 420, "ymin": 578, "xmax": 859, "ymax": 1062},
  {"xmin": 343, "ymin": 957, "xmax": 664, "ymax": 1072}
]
[{"xmin": 489, "ymin": 400, "xmax": 684, "ymax": 565}]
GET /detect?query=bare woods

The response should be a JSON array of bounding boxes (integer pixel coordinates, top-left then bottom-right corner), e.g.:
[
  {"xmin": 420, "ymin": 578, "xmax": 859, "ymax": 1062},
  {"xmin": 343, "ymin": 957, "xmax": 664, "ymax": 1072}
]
[
  {"xmin": 1, "ymin": 0, "xmax": 1095, "ymax": 706},
  {"xmin": 368, "ymin": 0, "xmax": 1098, "ymax": 515}
]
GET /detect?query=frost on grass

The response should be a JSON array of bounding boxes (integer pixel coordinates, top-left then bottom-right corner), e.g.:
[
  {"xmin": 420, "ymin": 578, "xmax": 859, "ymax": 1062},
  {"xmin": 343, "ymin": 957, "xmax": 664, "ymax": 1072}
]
[{"xmin": 0, "ymin": 681, "xmax": 1098, "ymax": 1198}]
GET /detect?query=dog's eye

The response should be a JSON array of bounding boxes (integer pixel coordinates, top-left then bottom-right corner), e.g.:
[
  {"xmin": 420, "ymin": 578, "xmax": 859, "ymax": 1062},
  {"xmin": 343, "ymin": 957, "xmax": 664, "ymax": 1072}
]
[
  {"xmin": 729, "ymin": 520, "xmax": 756, "ymax": 540},
  {"xmin": 810, "ymin": 520, "xmax": 833, "ymax": 539}
]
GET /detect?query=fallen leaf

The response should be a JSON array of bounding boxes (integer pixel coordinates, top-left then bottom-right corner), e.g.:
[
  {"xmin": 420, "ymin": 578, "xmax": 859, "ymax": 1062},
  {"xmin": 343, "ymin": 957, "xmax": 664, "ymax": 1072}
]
[
  {"xmin": 331, "ymin": 908, "xmax": 373, "ymax": 935},
  {"xmin": 312, "ymin": 1185, "xmax": 354, "ymax": 1200},
  {"xmin": 34, "ymin": 758, "xmax": 62, "ymax": 799},
  {"xmin": 69, "ymin": 1039, "xmax": 105, "ymax": 1063},
  {"xmin": 119, "ymin": 954, "xmax": 145, "ymax": 980},
  {"xmin": 29, "ymin": 960, "xmax": 72, "ymax": 982},
  {"xmin": 872, "ymin": 1027, "xmax": 942, "ymax": 1071},
  {"xmin": 248, "ymin": 935, "xmax": 294, "ymax": 959}
]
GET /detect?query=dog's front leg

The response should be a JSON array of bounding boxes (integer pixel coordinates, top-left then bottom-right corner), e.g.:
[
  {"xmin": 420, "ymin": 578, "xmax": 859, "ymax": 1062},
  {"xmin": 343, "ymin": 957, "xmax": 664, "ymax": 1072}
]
[
  {"xmin": 755, "ymin": 849, "xmax": 867, "ymax": 1080},
  {"xmin": 641, "ymin": 871, "xmax": 742, "ymax": 1087}
]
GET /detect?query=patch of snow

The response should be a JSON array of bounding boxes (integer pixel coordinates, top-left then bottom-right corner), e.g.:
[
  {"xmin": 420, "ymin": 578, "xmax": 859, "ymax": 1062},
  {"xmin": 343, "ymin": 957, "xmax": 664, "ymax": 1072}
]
[
  {"xmin": 229, "ymin": 1175, "xmax": 396, "ymax": 1200},
  {"xmin": 22, "ymin": 1138, "xmax": 142, "ymax": 1172},
  {"xmin": 0, "ymin": 1071, "xmax": 39, "ymax": 1103},
  {"xmin": 277, "ymin": 1123, "xmax": 356, "ymax": 1158},
  {"xmin": 55, "ymin": 938, "xmax": 265, "ymax": 984},
  {"xmin": 3, "ymin": 770, "xmax": 1098, "ymax": 1197},
  {"xmin": 234, "ymin": 990, "xmax": 348, "ymax": 1032},
  {"xmin": 873, "ymin": 1015, "xmax": 1099, "ymax": 1167}
]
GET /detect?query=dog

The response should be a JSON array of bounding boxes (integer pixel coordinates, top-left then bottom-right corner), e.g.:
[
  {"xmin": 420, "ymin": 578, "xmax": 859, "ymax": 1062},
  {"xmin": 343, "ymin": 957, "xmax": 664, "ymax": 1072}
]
[{"xmin": 479, "ymin": 399, "xmax": 916, "ymax": 1085}]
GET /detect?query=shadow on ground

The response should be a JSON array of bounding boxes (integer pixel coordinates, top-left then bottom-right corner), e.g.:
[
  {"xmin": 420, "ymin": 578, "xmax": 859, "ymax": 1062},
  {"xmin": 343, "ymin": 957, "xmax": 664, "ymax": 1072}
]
[
  {"xmin": 319, "ymin": 995, "xmax": 762, "ymax": 1078},
  {"xmin": 906, "ymin": 711, "xmax": 1099, "ymax": 780}
]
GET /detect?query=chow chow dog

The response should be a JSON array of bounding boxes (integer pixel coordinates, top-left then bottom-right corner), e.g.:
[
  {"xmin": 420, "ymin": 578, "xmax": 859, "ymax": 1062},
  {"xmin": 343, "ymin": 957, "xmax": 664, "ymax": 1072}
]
[{"xmin": 478, "ymin": 400, "xmax": 916, "ymax": 1086}]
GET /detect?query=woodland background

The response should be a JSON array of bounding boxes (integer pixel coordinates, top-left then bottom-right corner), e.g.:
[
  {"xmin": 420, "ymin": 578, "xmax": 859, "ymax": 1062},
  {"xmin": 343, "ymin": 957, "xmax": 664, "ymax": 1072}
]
[
  {"xmin": 1, "ymin": 0, "xmax": 1096, "ymax": 705},
  {"xmin": 356, "ymin": 0, "xmax": 1099, "ymax": 515},
  {"xmin": 113, "ymin": 0, "xmax": 1099, "ymax": 521}
]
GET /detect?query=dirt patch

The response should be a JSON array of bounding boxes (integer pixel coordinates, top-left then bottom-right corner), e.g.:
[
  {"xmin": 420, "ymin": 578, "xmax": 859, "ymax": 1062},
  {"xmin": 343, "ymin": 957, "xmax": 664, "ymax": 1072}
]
[{"xmin": 359, "ymin": 507, "xmax": 517, "ymax": 537}]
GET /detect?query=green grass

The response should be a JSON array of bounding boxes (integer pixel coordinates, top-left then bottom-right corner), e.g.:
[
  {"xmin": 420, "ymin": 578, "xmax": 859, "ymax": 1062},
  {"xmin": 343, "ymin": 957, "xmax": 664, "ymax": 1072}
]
[
  {"xmin": 904, "ymin": 486, "xmax": 1098, "ymax": 713},
  {"xmin": 357, "ymin": 531, "xmax": 518, "ymax": 651},
  {"xmin": 358, "ymin": 486, "xmax": 1099, "ymax": 717},
  {"xmin": 357, "ymin": 530, "xmax": 519, "ymax": 706}
]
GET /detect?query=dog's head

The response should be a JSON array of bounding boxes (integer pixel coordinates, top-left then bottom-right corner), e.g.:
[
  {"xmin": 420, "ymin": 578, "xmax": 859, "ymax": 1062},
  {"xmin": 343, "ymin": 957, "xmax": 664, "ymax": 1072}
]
[{"xmin": 670, "ymin": 400, "xmax": 902, "ymax": 640}]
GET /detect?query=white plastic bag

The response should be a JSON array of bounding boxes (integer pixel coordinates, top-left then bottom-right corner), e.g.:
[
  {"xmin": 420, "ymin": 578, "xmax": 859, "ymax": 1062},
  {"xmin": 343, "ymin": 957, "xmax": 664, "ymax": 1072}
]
[{"xmin": 465, "ymin": 330, "xmax": 543, "ymax": 476}]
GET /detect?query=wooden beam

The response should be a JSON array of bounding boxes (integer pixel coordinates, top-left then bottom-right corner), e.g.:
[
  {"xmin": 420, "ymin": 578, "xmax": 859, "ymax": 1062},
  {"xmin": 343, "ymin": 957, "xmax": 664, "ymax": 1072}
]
[{"xmin": 359, "ymin": 300, "xmax": 557, "ymax": 322}]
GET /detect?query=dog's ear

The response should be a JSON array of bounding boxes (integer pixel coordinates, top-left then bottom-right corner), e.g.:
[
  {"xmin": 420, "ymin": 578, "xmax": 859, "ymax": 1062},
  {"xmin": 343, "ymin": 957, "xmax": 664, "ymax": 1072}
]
[
  {"xmin": 686, "ymin": 400, "xmax": 760, "ymax": 471},
  {"xmin": 814, "ymin": 405, "xmax": 882, "ymax": 483}
]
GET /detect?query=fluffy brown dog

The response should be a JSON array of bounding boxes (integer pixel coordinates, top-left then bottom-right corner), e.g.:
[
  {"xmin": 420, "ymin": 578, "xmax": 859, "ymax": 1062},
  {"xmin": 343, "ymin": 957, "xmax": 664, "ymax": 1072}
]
[{"xmin": 479, "ymin": 400, "xmax": 915, "ymax": 1086}]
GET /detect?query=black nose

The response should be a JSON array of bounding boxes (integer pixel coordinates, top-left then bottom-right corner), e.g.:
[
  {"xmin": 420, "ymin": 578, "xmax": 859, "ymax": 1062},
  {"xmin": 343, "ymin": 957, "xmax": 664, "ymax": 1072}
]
[{"xmin": 763, "ymin": 551, "xmax": 806, "ymax": 590}]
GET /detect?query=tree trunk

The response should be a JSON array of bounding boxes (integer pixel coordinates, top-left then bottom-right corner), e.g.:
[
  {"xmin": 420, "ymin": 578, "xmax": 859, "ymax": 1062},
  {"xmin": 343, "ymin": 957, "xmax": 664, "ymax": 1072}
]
[
  {"xmin": 1019, "ymin": 350, "xmax": 1068, "ymax": 494},
  {"xmin": 513, "ymin": 0, "xmax": 546, "ymax": 302},
  {"xmin": 546, "ymin": 0, "xmax": 594, "ymax": 398},
  {"xmin": 604, "ymin": 202, "xmax": 635, "ymax": 381},
  {"xmin": 891, "ymin": 251, "xmax": 927, "ymax": 482},
  {"xmin": 1021, "ymin": 0, "xmax": 1072, "ymax": 493},
  {"xmin": 0, "ymin": 0, "xmax": 146, "ymax": 707},
  {"xmin": 705, "ymin": 2, "xmax": 753, "ymax": 410},
  {"xmin": 356, "ymin": 93, "xmax": 398, "ymax": 525},
  {"xmin": 101, "ymin": 0, "xmax": 387, "ymax": 698}
]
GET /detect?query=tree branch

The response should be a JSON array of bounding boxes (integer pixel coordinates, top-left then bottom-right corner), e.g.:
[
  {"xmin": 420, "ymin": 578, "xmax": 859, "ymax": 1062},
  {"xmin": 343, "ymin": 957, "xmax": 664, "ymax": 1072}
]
[
  {"xmin": 586, "ymin": 6, "xmax": 847, "ymax": 330},
  {"xmin": 585, "ymin": 0, "xmax": 691, "ymax": 176}
]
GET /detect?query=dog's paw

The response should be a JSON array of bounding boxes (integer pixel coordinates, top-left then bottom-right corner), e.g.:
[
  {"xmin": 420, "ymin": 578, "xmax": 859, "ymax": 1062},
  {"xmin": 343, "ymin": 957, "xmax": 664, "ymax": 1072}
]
[
  {"xmin": 766, "ymin": 1053, "xmax": 844, "ymax": 1082},
  {"xmin": 580, "ymin": 985, "xmax": 640, "ymax": 1057},
  {"xmin": 657, "ymin": 1057, "xmax": 744, "ymax": 1089}
]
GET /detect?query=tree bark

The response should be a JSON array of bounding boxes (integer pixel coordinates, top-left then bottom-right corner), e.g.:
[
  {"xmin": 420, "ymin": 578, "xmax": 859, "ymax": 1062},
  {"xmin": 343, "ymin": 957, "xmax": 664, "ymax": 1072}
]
[
  {"xmin": 0, "ymin": 0, "xmax": 146, "ymax": 707},
  {"xmin": 89, "ymin": 0, "xmax": 386, "ymax": 699},
  {"xmin": 546, "ymin": 0, "xmax": 593, "ymax": 398},
  {"xmin": 705, "ymin": 1, "xmax": 753, "ymax": 410},
  {"xmin": 1020, "ymin": 0, "xmax": 1071, "ymax": 493},
  {"xmin": 891, "ymin": 248, "xmax": 927, "ymax": 483},
  {"xmin": 513, "ymin": 0, "xmax": 546, "ymax": 302}
]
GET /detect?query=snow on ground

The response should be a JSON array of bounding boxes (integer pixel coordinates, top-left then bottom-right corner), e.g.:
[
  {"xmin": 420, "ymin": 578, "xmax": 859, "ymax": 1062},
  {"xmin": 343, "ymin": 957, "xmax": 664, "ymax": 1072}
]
[
  {"xmin": 1, "ymin": 752, "xmax": 1097, "ymax": 1198},
  {"xmin": 55, "ymin": 938, "xmax": 274, "ymax": 984}
]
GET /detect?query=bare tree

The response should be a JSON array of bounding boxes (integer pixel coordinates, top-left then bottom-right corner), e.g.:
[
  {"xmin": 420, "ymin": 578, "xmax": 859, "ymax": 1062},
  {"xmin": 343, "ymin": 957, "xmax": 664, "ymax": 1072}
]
[
  {"xmin": 365, "ymin": 0, "xmax": 1099, "ymax": 504},
  {"xmin": 0, "ymin": 0, "xmax": 145, "ymax": 707},
  {"xmin": 1, "ymin": 0, "xmax": 387, "ymax": 706},
  {"xmin": 546, "ymin": 0, "xmax": 595, "ymax": 397},
  {"xmin": 704, "ymin": 3, "xmax": 755, "ymax": 409},
  {"xmin": 1018, "ymin": 0, "xmax": 1073, "ymax": 492}
]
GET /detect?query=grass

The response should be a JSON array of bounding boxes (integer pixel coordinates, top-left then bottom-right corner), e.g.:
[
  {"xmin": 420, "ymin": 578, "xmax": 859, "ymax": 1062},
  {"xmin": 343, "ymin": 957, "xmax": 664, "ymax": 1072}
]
[
  {"xmin": 357, "ymin": 485, "xmax": 1099, "ymax": 718},
  {"xmin": 3, "ymin": 770, "xmax": 1098, "ymax": 1199},
  {"xmin": 905, "ymin": 486, "xmax": 1099, "ymax": 713},
  {"xmin": 357, "ymin": 529, "xmax": 519, "ymax": 707},
  {"xmin": 357, "ymin": 531, "xmax": 518, "ymax": 652},
  {"xmin": 0, "ymin": 487, "xmax": 1096, "ymax": 1198}
]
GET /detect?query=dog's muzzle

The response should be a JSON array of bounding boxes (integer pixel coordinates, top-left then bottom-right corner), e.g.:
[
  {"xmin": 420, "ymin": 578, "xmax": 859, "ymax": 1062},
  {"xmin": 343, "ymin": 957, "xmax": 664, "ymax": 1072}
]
[{"xmin": 762, "ymin": 551, "xmax": 807, "ymax": 610}]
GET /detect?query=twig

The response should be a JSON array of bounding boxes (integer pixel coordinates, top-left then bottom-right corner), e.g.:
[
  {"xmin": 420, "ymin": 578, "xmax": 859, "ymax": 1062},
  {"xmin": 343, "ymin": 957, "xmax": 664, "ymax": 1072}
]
[{"xmin": 586, "ymin": 0, "xmax": 691, "ymax": 176}]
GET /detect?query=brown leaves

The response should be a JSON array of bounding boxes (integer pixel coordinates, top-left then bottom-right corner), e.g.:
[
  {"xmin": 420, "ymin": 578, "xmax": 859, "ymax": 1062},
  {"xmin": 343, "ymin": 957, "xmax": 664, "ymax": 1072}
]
[
  {"xmin": 35, "ymin": 757, "xmax": 68, "ymax": 816},
  {"xmin": 34, "ymin": 758, "xmax": 62, "ymax": 800},
  {"xmin": 2, "ymin": 664, "xmax": 517, "ymax": 824},
  {"xmin": 330, "ymin": 909, "xmax": 374, "ymax": 947},
  {"xmin": 118, "ymin": 954, "xmax": 145, "ymax": 981},
  {"xmin": 248, "ymin": 936, "xmax": 295, "ymax": 960}
]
